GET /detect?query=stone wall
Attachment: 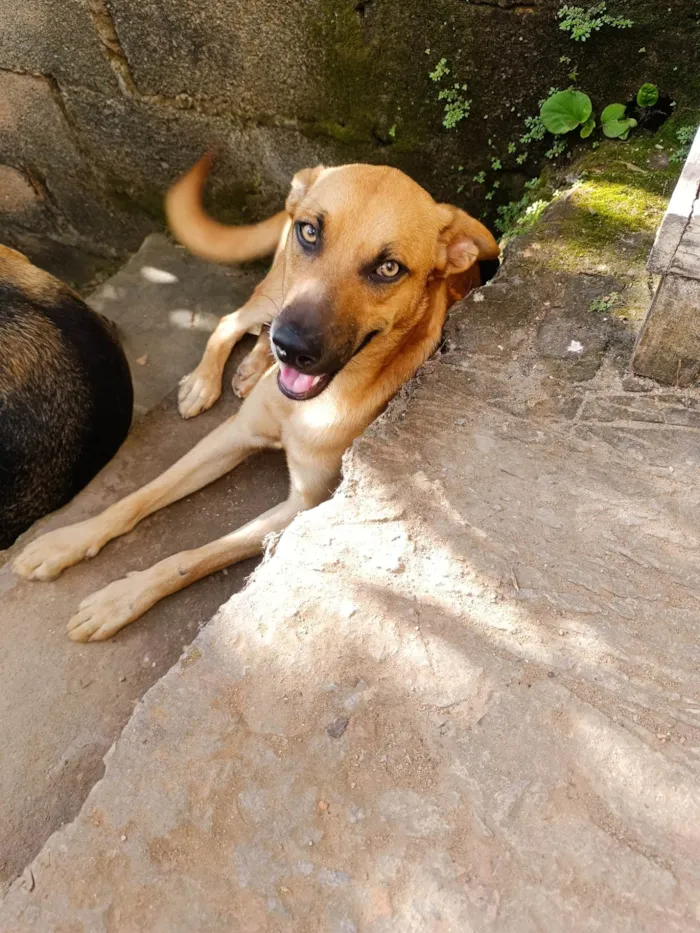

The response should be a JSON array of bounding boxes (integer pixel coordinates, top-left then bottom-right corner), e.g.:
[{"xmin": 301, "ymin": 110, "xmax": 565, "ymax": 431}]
[{"xmin": 1, "ymin": 0, "xmax": 698, "ymax": 271}]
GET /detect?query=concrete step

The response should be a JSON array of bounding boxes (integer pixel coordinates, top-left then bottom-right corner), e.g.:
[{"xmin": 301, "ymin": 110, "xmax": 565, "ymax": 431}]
[{"xmin": 0, "ymin": 238, "xmax": 288, "ymax": 893}]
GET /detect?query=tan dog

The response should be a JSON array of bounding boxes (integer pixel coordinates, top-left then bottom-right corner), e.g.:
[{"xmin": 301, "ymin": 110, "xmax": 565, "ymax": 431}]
[{"xmin": 13, "ymin": 158, "xmax": 499, "ymax": 641}]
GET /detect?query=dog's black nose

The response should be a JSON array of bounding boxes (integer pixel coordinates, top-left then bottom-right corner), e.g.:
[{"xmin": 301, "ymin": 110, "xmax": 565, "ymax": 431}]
[{"xmin": 271, "ymin": 323, "xmax": 323, "ymax": 371}]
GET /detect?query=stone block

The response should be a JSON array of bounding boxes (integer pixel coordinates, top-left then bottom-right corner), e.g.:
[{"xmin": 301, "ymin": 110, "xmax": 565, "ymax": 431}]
[
  {"xmin": 0, "ymin": 164, "xmax": 54, "ymax": 234},
  {"xmin": 632, "ymin": 274, "xmax": 700, "ymax": 387},
  {"xmin": 0, "ymin": 0, "xmax": 117, "ymax": 94},
  {"xmin": 106, "ymin": 0, "xmax": 318, "ymax": 119},
  {"xmin": 0, "ymin": 71, "xmax": 151, "ymax": 252},
  {"xmin": 61, "ymin": 86, "xmax": 336, "ymax": 221}
]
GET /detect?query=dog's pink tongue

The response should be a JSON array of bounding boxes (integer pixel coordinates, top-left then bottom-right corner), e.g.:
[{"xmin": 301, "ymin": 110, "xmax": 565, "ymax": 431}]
[{"xmin": 279, "ymin": 364, "xmax": 318, "ymax": 395}]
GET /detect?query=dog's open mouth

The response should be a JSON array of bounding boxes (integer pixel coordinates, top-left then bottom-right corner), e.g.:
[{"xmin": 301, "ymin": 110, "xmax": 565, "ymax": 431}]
[{"xmin": 277, "ymin": 364, "xmax": 332, "ymax": 401}]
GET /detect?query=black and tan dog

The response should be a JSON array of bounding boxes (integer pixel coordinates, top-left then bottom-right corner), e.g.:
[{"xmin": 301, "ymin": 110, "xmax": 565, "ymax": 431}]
[
  {"xmin": 0, "ymin": 245, "xmax": 133, "ymax": 550},
  {"xmin": 14, "ymin": 160, "xmax": 498, "ymax": 640}
]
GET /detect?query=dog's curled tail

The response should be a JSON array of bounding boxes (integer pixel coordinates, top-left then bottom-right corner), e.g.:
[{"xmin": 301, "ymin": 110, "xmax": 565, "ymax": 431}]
[{"xmin": 165, "ymin": 153, "xmax": 287, "ymax": 264}]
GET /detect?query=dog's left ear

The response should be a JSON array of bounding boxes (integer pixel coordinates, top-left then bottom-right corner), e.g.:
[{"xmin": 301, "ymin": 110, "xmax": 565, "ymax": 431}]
[
  {"xmin": 435, "ymin": 204, "xmax": 500, "ymax": 277},
  {"xmin": 285, "ymin": 166, "xmax": 326, "ymax": 215}
]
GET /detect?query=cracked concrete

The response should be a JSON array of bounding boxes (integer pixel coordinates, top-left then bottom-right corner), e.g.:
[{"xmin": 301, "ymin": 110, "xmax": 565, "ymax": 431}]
[{"xmin": 1, "ymin": 160, "xmax": 699, "ymax": 930}]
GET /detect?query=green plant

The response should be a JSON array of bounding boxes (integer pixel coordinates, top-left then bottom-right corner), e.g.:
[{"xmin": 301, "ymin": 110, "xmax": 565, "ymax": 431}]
[
  {"xmin": 521, "ymin": 115, "xmax": 547, "ymax": 145},
  {"xmin": 670, "ymin": 125, "xmax": 698, "ymax": 164},
  {"xmin": 429, "ymin": 58, "xmax": 471, "ymax": 129},
  {"xmin": 588, "ymin": 292, "xmax": 620, "ymax": 313},
  {"xmin": 491, "ymin": 157, "xmax": 503, "ymax": 170},
  {"xmin": 473, "ymin": 170, "xmax": 487, "ymax": 184},
  {"xmin": 429, "ymin": 58, "xmax": 449, "ymax": 82},
  {"xmin": 540, "ymin": 89, "xmax": 592, "ymax": 136},
  {"xmin": 600, "ymin": 103, "xmax": 637, "ymax": 139},
  {"xmin": 545, "ymin": 138, "xmax": 568, "ymax": 159},
  {"xmin": 580, "ymin": 116, "xmax": 596, "ymax": 138},
  {"xmin": 495, "ymin": 187, "xmax": 551, "ymax": 238},
  {"xmin": 440, "ymin": 86, "xmax": 471, "ymax": 129},
  {"xmin": 636, "ymin": 83, "xmax": 659, "ymax": 108},
  {"xmin": 558, "ymin": 3, "xmax": 633, "ymax": 42}
]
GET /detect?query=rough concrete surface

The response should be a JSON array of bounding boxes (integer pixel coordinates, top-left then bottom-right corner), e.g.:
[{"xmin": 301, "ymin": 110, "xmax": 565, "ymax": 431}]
[
  {"xmin": 2, "ymin": 179, "xmax": 700, "ymax": 930},
  {"xmin": 0, "ymin": 0, "xmax": 117, "ymax": 94},
  {"xmin": 87, "ymin": 234, "xmax": 263, "ymax": 415},
  {"xmin": 0, "ymin": 71, "xmax": 151, "ymax": 254},
  {"xmin": 0, "ymin": 245, "xmax": 289, "ymax": 895}
]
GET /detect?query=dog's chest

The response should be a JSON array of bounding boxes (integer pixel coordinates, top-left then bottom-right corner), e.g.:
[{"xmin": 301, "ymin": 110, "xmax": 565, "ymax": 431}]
[{"xmin": 283, "ymin": 391, "xmax": 359, "ymax": 454}]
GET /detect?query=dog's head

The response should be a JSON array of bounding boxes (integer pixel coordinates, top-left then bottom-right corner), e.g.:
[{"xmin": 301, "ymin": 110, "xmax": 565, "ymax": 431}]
[{"xmin": 272, "ymin": 164, "xmax": 499, "ymax": 400}]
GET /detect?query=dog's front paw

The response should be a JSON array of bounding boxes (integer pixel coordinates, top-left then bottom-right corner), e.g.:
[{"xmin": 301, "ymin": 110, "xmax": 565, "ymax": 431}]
[
  {"xmin": 178, "ymin": 367, "xmax": 221, "ymax": 419},
  {"xmin": 231, "ymin": 353, "xmax": 268, "ymax": 399},
  {"xmin": 13, "ymin": 522, "xmax": 102, "ymax": 582},
  {"xmin": 67, "ymin": 572, "xmax": 150, "ymax": 642}
]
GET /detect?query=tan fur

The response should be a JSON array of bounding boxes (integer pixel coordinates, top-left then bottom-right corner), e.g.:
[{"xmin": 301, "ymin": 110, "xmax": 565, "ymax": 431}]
[
  {"xmin": 14, "ymin": 158, "xmax": 499, "ymax": 641},
  {"xmin": 165, "ymin": 153, "xmax": 289, "ymax": 264},
  {"xmin": 0, "ymin": 244, "xmax": 68, "ymax": 304}
]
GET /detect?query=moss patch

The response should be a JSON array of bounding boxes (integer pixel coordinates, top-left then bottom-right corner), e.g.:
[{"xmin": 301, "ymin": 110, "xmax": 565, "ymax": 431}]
[
  {"xmin": 500, "ymin": 113, "xmax": 698, "ymax": 325},
  {"xmin": 552, "ymin": 178, "xmax": 666, "ymax": 264}
]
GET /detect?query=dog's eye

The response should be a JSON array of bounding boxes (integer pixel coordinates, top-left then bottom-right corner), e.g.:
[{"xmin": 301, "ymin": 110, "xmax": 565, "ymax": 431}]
[
  {"xmin": 375, "ymin": 260, "xmax": 401, "ymax": 279},
  {"xmin": 297, "ymin": 222, "xmax": 318, "ymax": 247}
]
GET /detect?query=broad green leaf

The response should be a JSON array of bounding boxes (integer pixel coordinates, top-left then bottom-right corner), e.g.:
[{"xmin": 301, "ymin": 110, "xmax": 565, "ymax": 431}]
[
  {"xmin": 636, "ymin": 83, "xmax": 659, "ymax": 108},
  {"xmin": 580, "ymin": 117, "xmax": 596, "ymax": 139},
  {"xmin": 601, "ymin": 103, "xmax": 627, "ymax": 124},
  {"xmin": 540, "ymin": 90, "xmax": 593, "ymax": 135},
  {"xmin": 603, "ymin": 118, "xmax": 634, "ymax": 138}
]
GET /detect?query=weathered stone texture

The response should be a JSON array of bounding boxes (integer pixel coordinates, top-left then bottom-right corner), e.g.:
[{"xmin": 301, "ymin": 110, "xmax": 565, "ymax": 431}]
[
  {"xmin": 60, "ymin": 86, "xmax": 338, "ymax": 222},
  {"xmin": 105, "ymin": 0, "xmax": 318, "ymax": 118},
  {"xmin": 0, "ymin": 71, "xmax": 151, "ymax": 254},
  {"xmin": 0, "ymin": 165, "xmax": 51, "ymax": 232},
  {"xmin": 0, "ymin": 0, "xmax": 117, "ymax": 93},
  {"xmin": 1, "ymin": 0, "xmax": 699, "ymax": 265},
  {"xmin": 632, "ymin": 274, "xmax": 700, "ymax": 386}
]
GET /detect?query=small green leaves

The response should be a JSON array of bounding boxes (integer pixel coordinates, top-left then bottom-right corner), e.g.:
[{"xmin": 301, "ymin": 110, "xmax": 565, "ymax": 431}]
[
  {"xmin": 588, "ymin": 291, "xmax": 620, "ymax": 313},
  {"xmin": 558, "ymin": 3, "xmax": 633, "ymax": 42},
  {"xmin": 636, "ymin": 83, "xmax": 659, "ymax": 108},
  {"xmin": 580, "ymin": 117, "xmax": 596, "ymax": 138},
  {"xmin": 601, "ymin": 103, "xmax": 637, "ymax": 139},
  {"xmin": 540, "ymin": 90, "xmax": 592, "ymax": 135},
  {"xmin": 430, "ymin": 59, "xmax": 470, "ymax": 129},
  {"xmin": 429, "ymin": 58, "xmax": 449, "ymax": 82}
]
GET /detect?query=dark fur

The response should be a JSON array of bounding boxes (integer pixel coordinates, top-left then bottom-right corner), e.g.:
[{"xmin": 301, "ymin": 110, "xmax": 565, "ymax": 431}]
[{"xmin": 0, "ymin": 253, "xmax": 133, "ymax": 549}]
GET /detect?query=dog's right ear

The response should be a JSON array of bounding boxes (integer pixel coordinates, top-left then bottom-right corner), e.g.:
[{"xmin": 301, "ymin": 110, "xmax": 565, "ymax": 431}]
[{"xmin": 285, "ymin": 166, "xmax": 325, "ymax": 215}]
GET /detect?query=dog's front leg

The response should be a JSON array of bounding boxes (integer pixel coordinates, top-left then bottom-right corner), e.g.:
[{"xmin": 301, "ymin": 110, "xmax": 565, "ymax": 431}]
[
  {"xmin": 231, "ymin": 328, "xmax": 276, "ymax": 398},
  {"xmin": 65, "ymin": 455, "xmax": 341, "ymax": 641},
  {"xmin": 178, "ymin": 257, "xmax": 284, "ymax": 419},
  {"xmin": 13, "ymin": 392, "xmax": 277, "ymax": 583}
]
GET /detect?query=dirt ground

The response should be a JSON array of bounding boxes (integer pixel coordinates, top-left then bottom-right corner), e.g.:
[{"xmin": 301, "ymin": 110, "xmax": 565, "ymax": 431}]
[{"xmin": 1, "ymin": 148, "xmax": 700, "ymax": 929}]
